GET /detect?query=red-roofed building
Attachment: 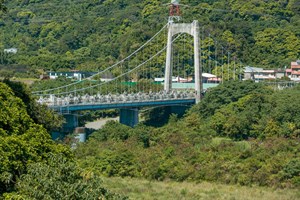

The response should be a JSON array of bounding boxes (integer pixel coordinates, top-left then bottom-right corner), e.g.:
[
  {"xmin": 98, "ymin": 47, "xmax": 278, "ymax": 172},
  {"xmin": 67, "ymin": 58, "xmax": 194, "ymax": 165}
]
[{"xmin": 287, "ymin": 61, "xmax": 300, "ymax": 81}]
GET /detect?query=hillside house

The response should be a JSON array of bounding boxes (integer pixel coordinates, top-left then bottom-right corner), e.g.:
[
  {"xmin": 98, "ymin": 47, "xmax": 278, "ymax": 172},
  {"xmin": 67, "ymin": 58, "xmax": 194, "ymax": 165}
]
[{"xmin": 287, "ymin": 61, "xmax": 300, "ymax": 81}]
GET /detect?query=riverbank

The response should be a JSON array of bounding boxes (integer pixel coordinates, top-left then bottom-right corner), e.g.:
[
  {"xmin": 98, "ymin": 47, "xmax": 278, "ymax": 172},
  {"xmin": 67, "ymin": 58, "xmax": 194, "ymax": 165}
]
[{"xmin": 85, "ymin": 117, "xmax": 118, "ymax": 130}]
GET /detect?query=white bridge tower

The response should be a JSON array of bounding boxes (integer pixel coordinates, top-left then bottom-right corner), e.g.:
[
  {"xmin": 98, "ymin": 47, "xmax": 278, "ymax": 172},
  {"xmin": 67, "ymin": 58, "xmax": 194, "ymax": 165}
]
[{"xmin": 164, "ymin": 20, "xmax": 203, "ymax": 103}]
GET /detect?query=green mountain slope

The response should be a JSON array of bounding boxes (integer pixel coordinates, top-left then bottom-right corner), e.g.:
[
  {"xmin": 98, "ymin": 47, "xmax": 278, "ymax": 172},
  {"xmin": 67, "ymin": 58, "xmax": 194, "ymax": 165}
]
[{"xmin": 0, "ymin": 0, "xmax": 299, "ymax": 73}]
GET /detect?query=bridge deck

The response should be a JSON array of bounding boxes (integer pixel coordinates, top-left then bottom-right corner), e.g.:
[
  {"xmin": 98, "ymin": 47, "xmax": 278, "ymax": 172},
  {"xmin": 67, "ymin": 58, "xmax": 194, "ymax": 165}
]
[{"xmin": 50, "ymin": 98, "xmax": 196, "ymax": 113}]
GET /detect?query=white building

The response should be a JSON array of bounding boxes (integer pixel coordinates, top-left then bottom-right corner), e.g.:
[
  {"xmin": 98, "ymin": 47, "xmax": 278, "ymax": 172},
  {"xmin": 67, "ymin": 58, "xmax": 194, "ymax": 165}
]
[
  {"xmin": 47, "ymin": 71, "xmax": 97, "ymax": 81},
  {"xmin": 154, "ymin": 76, "xmax": 189, "ymax": 83},
  {"xmin": 244, "ymin": 66, "xmax": 275, "ymax": 81},
  {"xmin": 4, "ymin": 48, "xmax": 18, "ymax": 54}
]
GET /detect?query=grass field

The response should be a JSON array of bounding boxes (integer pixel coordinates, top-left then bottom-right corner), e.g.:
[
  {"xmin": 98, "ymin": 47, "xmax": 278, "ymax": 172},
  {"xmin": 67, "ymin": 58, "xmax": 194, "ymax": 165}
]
[
  {"xmin": 0, "ymin": 77, "xmax": 39, "ymax": 85},
  {"xmin": 11, "ymin": 77, "xmax": 39, "ymax": 85},
  {"xmin": 102, "ymin": 177, "xmax": 300, "ymax": 200}
]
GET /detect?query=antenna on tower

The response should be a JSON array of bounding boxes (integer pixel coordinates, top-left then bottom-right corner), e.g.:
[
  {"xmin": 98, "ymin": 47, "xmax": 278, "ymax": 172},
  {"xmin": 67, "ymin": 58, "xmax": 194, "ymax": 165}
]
[{"xmin": 165, "ymin": 0, "xmax": 184, "ymax": 23}]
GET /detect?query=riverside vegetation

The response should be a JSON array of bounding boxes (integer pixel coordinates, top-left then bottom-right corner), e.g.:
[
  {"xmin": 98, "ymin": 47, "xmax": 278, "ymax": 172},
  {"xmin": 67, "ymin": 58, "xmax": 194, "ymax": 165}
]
[
  {"xmin": 0, "ymin": 79, "xmax": 299, "ymax": 199},
  {"xmin": 75, "ymin": 81, "xmax": 300, "ymax": 190},
  {"xmin": 0, "ymin": 80, "xmax": 126, "ymax": 199}
]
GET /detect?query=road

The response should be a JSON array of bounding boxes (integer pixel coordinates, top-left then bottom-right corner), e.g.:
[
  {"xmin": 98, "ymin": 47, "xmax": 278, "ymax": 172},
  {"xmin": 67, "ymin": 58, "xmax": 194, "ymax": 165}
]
[{"xmin": 85, "ymin": 117, "xmax": 118, "ymax": 129}]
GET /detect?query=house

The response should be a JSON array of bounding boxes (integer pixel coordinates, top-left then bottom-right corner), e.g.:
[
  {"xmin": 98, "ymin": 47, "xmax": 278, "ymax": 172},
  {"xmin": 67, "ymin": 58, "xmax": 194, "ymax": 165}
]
[
  {"xmin": 286, "ymin": 68, "xmax": 292, "ymax": 77},
  {"xmin": 244, "ymin": 66, "xmax": 276, "ymax": 81},
  {"xmin": 202, "ymin": 73, "xmax": 221, "ymax": 83},
  {"xmin": 155, "ymin": 74, "xmax": 216, "ymax": 83},
  {"xmin": 40, "ymin": 74, "xmax": 50, "ymax": 80},
  {"xmin": 98, "ymin": 72, "xmax": 114, "ymax": 82},
  {"xmin": 287, "ymin": 61, "xmax": 300, "ymax": 82},
  {"xmin": 47, "ymin": 71, "xmax": 97, "ymax": 81},
  {"xmin": 275, "ymin": 69, "xmax": 285, "ymax": 79}
]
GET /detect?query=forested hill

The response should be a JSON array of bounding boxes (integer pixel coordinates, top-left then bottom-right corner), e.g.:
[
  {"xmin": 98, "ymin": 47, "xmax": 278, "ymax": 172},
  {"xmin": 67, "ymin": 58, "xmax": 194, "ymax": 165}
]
[{"xmin": 0, "ymin": 0, "xmax": 299, "ymax": 72}]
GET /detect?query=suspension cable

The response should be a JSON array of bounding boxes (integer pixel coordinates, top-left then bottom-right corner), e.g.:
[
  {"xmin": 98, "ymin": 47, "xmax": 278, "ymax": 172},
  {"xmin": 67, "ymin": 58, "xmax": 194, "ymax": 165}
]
[
  {"xmin": 33, "ymin": 23, "xmax": 169, "ymax": 95},
  {"xmin": 43, "ymin": 34, "xmax": 183, "ymax": 96}
]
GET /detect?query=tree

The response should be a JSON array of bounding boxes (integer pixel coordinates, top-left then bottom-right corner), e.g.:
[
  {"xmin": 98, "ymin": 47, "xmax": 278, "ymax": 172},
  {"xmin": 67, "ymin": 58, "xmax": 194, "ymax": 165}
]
[
  {"xmin": 0, "ymin": 82, "xmax": 71, "ymax": 195},
  {"xmin": 212, "ymin": 62, "xmax": 244, "ymax": 81},
  {"xmin": 0, "ymin": 0, "xmax": 7, "ymax": 13},
  {"xmin": 254, "ymin": 28, "xmax": 300, "ymax": 67},
  {"xmin": 4, "ymin": 154, "xmax": 127, "ymax": 200},
  {"xmin": 3, "ymin": 79, "xmax": 64, "ymax": 132},
  {"xmin": 189, "ymin": 80, "xmax": 273, "ymax": 118},
  {"xmin": 210, "ymin": 94, "xmax": 271, "ymax": 139},
  {"xmin": 2, "ymin": 0, "xmax": 299, "ymax": 73}
]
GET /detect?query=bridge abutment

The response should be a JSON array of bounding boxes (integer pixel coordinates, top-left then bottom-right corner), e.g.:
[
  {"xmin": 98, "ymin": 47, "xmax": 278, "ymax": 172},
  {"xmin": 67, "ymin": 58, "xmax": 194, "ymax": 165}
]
[{"xmin": 119, "ymin": 108, "xmax": 139, "ymax": 127}]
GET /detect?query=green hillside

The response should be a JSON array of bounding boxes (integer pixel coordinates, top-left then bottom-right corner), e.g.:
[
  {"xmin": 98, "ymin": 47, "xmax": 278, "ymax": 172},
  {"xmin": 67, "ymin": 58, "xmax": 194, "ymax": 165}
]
[{"xmin": 0, "ymin": 0, "xmax": 299, "ymax": 76}]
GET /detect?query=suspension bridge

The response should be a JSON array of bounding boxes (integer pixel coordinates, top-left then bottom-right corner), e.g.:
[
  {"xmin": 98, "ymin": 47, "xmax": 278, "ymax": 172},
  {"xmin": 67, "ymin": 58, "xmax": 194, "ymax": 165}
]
[{"xmin": 33, "ymin": 18, "xmax": 242, "ymax": 132}]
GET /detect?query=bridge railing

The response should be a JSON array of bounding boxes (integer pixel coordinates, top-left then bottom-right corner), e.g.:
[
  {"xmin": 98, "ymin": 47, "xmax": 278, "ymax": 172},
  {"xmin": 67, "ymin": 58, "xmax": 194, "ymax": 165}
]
[
  {"xmin": 262, "ymin": 81, "xmax": 299, "ymax": 90},
  {"xmin": 37, "ymin": 90, "xmax": 196, "ymax": 107}
]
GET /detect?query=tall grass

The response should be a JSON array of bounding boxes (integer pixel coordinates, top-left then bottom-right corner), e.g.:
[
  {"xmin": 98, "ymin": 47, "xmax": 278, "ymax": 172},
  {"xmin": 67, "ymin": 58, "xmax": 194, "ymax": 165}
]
[{"xmin": 102, "ymin": 177, "xmax": 300, "ymax": 200}]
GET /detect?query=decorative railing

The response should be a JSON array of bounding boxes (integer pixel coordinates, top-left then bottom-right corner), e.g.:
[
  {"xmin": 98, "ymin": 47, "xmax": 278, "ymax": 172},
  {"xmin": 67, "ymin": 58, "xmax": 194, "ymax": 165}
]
[{"xmin": 38, "ymin": 90, "xmax": 196, "ymax": 107}]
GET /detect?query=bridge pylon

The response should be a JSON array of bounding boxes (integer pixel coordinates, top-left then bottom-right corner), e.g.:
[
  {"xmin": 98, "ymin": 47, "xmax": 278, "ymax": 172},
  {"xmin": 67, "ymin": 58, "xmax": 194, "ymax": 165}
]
[{"xmin": 164, "ymin": 20, "xmax": 203, "ymax": 103}]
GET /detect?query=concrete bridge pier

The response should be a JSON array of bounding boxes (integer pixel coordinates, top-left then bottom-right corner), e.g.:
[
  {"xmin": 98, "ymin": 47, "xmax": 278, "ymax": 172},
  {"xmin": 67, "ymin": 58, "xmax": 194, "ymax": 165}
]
[
  {"xmin": 119, "ymin": 108, "xmax": 139, "ymax": 127},
  {"xmin": 170, "ymin": 106, "xmax": 189, "ymax": 117},
  {"xmin": 51, "ymin": 114, "xmax": 82, "ymax": 142},
  {"xmin": 62, "ymin": 114, "xmax": 79, "ymax": 133}
]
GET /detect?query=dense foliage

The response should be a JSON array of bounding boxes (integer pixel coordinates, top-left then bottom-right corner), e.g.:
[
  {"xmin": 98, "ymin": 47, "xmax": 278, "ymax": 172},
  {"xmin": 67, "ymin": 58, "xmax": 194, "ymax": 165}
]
[
  {"xmin": 0, "ymin": 0, "xmax": 299, "ymax": 77},
  {"xmin": 1, "ymin": 0, "xmax": 300, "ymax": 196},
  {"xmin": 0, "ymin": 82, "xmax": 70, "ymax": 195},
  {"xmin": 0, "ymin": 0, "xmax": 6, "ymax": 13},
  {"xmin": 0, "ymin": 81, "xmax": 123, "ymax": 199},
  {"xmin": 4, "ymin": 154, "xmax": 126, "ymax": 200},
  {"xmin": 75, "ymin": 81, "xmax": 300, "ymax": 188},
  {"xmin": 3, "ymin": 79, "xmax": 64, "ymax": 131}
]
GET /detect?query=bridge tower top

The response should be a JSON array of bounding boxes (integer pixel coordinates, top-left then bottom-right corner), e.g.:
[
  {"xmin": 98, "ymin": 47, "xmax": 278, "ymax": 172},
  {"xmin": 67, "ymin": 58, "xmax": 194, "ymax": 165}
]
[{"xmin": 169, "ymin": 0, "xmax": 181, "ymax": 22}]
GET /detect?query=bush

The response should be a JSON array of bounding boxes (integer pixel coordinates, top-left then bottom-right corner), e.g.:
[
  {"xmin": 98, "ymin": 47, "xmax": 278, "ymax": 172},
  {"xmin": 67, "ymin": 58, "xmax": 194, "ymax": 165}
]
[
  {"xmin": 283, "ymin": 159, "xmax": 300, "ymax": 180},
  {"xmin": 90, "ymin": 121, "xmax": 132, "ymax": 141},
  {"xmin": 4, "ymin": 154, "xmax": 127, "ymax": 199}
]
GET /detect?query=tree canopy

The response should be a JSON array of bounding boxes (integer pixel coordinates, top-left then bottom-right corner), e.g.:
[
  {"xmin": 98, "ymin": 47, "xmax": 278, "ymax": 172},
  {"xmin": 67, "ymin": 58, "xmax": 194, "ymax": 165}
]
[
  {"xmin": 0, "ymin": 0, "xmax": 299, "ymax": 77},
  {"xmin": 0, "ymin": 0, "xmax": 6, "ymax": 13},
  {"xmin": 75, "ymin": 81, "xmax": 300, "ymax": 188},
  {"xmin": 0, "ymin": 81, "xmax": 124, "ymax": 199},
  {"xmin": 0, "ymin": 82, "xmax": 72, "ymax": 194}
]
